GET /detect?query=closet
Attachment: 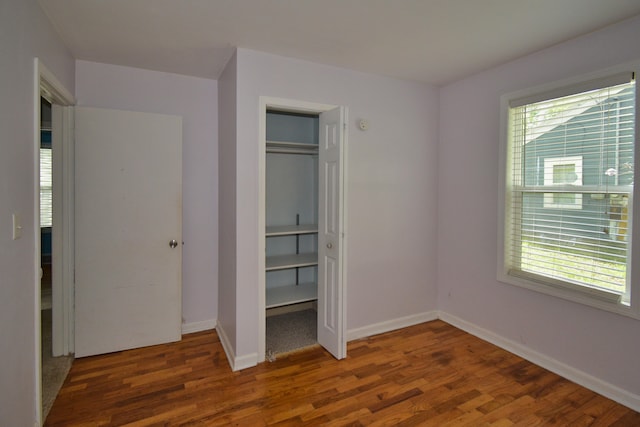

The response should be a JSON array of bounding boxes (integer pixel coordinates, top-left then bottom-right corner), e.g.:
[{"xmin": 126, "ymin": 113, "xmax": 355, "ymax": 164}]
[
  {"xmin": 260, "ymin": 99, "xmax": 347, "ymax": 362},
  {"xmin": 265, "ymin": 111, "xmax": 319, "ymax": 353}
]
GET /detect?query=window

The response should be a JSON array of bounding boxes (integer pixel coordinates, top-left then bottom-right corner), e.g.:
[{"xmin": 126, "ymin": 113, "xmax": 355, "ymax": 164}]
[
  {"xmin": 543, "ymin": 156, "xmax": 583, "ymax": 209},
  {"xmin": 40, "ymin": 132, "xmax": 52, "ymax": 228},
  {"xmin": 500, "ymin": 68, "xmax": 637, "ymax": 315}
]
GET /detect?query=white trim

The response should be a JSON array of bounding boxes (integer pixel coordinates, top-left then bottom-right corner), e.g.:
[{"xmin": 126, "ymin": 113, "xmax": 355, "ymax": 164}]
[
  {"xmin": 60, "ymin": 106, "xmax": 75, "ymax": 355},
  {"xmin": 233, "ymin": 353, "xmax": 260, "ymax": 371},
  {"xmin": 347, "ymin": 311, "xmax": 438, "ymax": 342},
  {"xmin": 50, "ymin": 105, "xmax": 75, "ymax": 357},
  {"xmin": 50, "ymin": 108, "xmax": 62, "ymax": 354},
  {"xmin": 181, "ymin": 319, "xmax": 217, "ymax": 334},
  {"xmin": 38, "ymin": 61, "xmax": 75, "ymax": 106},
  {"xmin": 216, "ymin": 323, "xmax": 258, "ymax": 371},
  {"xmin": 339, "ymin": 107, "xmax": 349, "ymax": 358},
  {"xmin": 33, "ymin": 58, "xmax": 43, "ymax": 427},
  {"xmin": 258, "ymin": 97, "xmax": 267, "ymax": 363},
  {"xmin": 258, "ymin": 96, "xmax": 348, "ymax": 364},
  {"xmin": 215, "ymin": 323, "xmax": 235, "ymax": 369},
  {"xmin": 34, "ymin": 58, "xmax": 75, "ymax": 427},
  {"xmin": 261, "ymin": 97, "xmax": 336, "ymax": 115},
  {"xmin": 509, "ymin": 71, "xmax": 634, "ymax": 108},
  {"xmin": 439, "ymin": 311, "xmax": 640, "ymax": 412},
  {"xmin": 499, "ymin": 273, "xmax": 640, "ymax": 320},
  {"xmin": 505, "ymin": 62, "xmax": 638, "ymax": 109},
  {"xmin": 498, "ymin": 61, "xmax": 640, "ymax": 320}
]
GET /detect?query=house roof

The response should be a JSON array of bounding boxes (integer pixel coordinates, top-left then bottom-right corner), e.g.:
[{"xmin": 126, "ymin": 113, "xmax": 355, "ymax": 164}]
[{"xmin": 523, "ymin": 84, "xmax": 633, "ymax": 144}]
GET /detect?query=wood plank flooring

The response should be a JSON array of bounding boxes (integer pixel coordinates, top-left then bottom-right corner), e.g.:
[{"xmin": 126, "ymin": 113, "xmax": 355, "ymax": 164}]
[{"xmin": 45, "ymin": 320, "xmax": 640, "ymax": 426}]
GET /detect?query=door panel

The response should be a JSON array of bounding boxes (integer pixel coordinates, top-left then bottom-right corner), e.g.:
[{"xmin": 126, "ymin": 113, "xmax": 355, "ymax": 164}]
[
  {"xmin": 324, "ymin": 161, "xmax": 338, "ymax": 235},
  {"xmin": 74, "ymin": 106, "xmax": 182, "ymax": 358},
  {"xmin": 318, "ymin": 107, "xmax": 346, "ymax": 359},
  {"xmin": 322, "ymin": 255, "xmax": 337, "ymax": 331}
]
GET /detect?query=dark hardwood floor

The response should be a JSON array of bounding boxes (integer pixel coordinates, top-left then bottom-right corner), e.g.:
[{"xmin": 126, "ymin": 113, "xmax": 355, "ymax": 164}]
[{"xmin": 45, "ymin": 320, "xmax": 640, "ymax": 426}]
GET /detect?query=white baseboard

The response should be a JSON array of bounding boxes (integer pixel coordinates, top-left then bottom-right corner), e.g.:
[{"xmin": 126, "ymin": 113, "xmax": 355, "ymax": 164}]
[
  {"xmin": 347, "ymin": 311, "xmax": 438, "ymax": 342},
  {"xmin": 208, "ymin": 309, "xmax": 640, "ymax": 411},
  {"xmin": 438, "ymin": 311, "xmax": 640, "ymax": 412},
  {"xmin": 233, "ymin": 352, "xmax": 259, "ymax": 371},
  {"xmin": 181, "ymin": 318, "xmax": 217, "ymax": 335},
  {"xmin": 215, "ymin": 323, "xmax": 259, "ymax": 372},
  {"xmin": 215, "ymin": 323, "xmax": 235, "ymax": 370}
]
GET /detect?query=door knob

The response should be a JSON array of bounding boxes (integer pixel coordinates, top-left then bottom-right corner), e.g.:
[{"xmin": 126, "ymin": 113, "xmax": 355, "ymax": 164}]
[
  {"xmin": 326, "ymin": 243, "xmax": 333, "ymax": 249},
  {"xmin": 169, "ymin": 239, "xmax": 178, "ymax": 249}
]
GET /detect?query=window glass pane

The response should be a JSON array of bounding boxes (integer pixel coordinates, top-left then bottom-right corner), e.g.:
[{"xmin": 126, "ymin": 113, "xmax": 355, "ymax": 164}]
[
  {"xmin": 40, "ymin": 148, "xmax": 52, "ymax": 227},
  {"xmin": 553, "ymin": 192, "xmax": 576, "ymax": 205},
  {"xmin": 516, "ymin": 192, "xmax": 628, "ymax": 293},
  {"xmin": 553, "ymin": 164, "xmax": 575, "ymax": 184},
  {"xmin": 507, "ymin": 78, "xmax": 635, "ymax": 296}
]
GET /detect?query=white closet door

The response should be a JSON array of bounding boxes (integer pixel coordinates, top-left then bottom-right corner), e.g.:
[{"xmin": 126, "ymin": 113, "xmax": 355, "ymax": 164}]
[
  {"xmin": 317, "ymin": 106, "xmax": 346, "ymax": 359},
  {"xmin": 74, "ymin": 106, "xmax": 182, "ymax": 357}
]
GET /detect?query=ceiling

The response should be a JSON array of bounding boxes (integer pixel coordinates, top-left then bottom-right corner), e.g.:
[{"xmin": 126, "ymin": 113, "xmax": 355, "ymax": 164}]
[{"xmin": 38, "ymin": 0, "xmax": 640, "ymax": 86}]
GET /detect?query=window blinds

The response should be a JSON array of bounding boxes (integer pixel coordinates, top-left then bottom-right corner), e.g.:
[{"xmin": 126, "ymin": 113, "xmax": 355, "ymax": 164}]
[
  {"xmin": 506, "ymin": 77, "xmax": 635, "ymax": 296},
  {"xmin": 40, "ymin": 148, "xmax": 52, "ymax": 227}
]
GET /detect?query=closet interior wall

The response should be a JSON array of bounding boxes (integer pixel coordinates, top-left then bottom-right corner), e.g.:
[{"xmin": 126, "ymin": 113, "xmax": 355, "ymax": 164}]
[{"xmin": 265, "ymin": 111, "xmax": 319, "ymax": 313}]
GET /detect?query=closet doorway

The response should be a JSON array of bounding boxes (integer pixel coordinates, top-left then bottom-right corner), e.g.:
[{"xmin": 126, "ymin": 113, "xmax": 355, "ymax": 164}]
[
  {"xmin": 258, "ymin": 97, "xmax": 348, "ymax": 362},
  {"xmin": 39, "ymin": 96, "xmax": 73, "ymax": 419},
  {"xmin": 35, "ymin": 59, "xmax": 76, "ymax": 425}
]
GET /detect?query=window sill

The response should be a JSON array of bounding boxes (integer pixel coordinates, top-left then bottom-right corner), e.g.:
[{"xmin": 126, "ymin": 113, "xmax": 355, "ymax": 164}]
[{"xmin": 497, "ymin": 270, "xmax": 639, "ymax": 320}]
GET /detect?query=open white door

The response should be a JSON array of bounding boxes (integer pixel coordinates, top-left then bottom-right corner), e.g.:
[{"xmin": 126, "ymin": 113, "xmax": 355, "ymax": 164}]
[
  {"xmin": 74, "ymin": 106, "xmax": 182, "ymax": 358},
  {"xmin": 317, "ymin": 107, "xmax": 346, "ymax": 359}
]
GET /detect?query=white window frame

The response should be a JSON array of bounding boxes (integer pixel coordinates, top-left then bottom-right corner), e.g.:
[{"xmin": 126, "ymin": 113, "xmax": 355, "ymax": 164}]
[{"xmin": 498, "ymin": 62, "xmax": 640, "ymax": 320}]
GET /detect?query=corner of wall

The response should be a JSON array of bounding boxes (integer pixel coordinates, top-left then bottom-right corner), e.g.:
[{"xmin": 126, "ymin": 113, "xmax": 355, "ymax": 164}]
[
  {"xmin": 347, "ymin": 311, "xmax": 439, "ymax": 342},
  {"xmin": 215, "ymin": 323, "xmax": 258, "ymax": 371},
  {"xmin": 182, "ymin": 319, "xmax": 217, "ymax": 335},
  {"xmin": 438, "ymin": 311, "xmax": 640, "ymax": 412}
]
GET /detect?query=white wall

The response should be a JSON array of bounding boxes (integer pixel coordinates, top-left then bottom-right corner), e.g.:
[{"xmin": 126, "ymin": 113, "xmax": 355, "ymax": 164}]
[
  {"xmin": 217, "ymin": 52, "xmax": 238, "ymax": 351},
  {"xmin": 75, "ymin": 60, "xmax": 218, "ymax": 329},
  {"xmin": 438, "ymin": 15, "xmax": 640, "ymax": 403},
  {"xmin": 229, "ymin": 48, "xmax": 439, "ymax": 358},
  {"xmin": 0, "ymin": 0, "xmax": 75, "ymax": 424},
  {"xmin": 9, "ymin": 2, "xmax": 636, "ymax": 422}
]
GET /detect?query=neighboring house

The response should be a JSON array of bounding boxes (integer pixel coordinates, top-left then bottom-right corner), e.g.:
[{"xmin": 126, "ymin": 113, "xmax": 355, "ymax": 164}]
[{"xmin": 523, "ymin": 86, "xmax": 634, "ymax": 245}]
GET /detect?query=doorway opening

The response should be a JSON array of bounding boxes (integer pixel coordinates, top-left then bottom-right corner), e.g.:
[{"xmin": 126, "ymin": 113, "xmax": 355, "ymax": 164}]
[
  {"xmin": 40, "ymin": 98, "xmax": 52, "ymax": 311},
  {"xmin": 39, "ymin": 96, "xmax": 73, "ymax": 419},
  {"xmin": 35, "ymin": 58, "xmax": 76, "ymax": 426},
  {"xmin": 264, "ymin": 110, "xmax": 320, "ymax": 359},
  {"xmin": 258, "ymin": 97, "xmax": 348, "ymax": 363}
]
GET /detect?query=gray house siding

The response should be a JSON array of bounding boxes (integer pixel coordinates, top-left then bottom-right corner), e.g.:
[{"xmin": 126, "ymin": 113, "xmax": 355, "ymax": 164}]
[{"xmin": 522, "ymin": 87, "xmax": 634, "ymax": 247}]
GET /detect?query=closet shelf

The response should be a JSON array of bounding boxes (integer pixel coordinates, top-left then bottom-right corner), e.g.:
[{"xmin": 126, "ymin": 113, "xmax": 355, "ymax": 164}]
[
  {"xmin": 266, "ymin": 253, "xmax": 318, "ymax": 271},
  {"xmin": 266, "ymin": 224, "xmax": 318, "ymax": 237},
  {"xmin": 266, "ymin": 283, "xmax": 317, "ymax": 309},
  {"xmin": 266, "ymin": 140, "xmax": 319, "ymax": 154}
]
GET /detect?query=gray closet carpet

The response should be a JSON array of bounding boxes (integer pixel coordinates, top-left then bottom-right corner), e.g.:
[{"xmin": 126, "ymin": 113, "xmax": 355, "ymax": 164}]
[{"xmin": 266, "ymin": 309, "xmax": 317, "ymax": 359}]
